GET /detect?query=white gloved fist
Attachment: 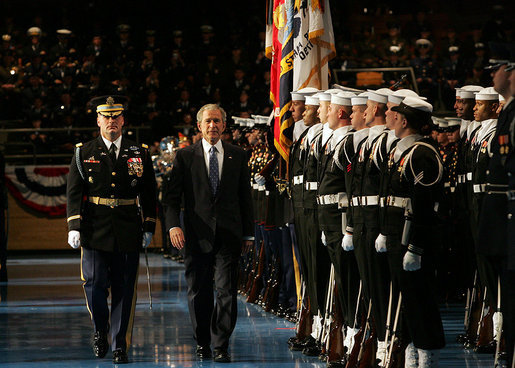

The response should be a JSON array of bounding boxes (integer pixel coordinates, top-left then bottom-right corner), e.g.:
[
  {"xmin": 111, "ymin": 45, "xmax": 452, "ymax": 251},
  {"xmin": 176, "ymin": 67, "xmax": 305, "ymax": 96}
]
[
  {"xmin": 342, "ymin": 233, "xmax": 354, "ymax": 251},
  {"xmin": 375, "ymin": 234, "xmax": 387, "ymax": 253},
  {"xmin": 254, "ymin": 174, "xmax": 266, "ymax": 186},
  {"xmin": 68, "ymin": 230, "xmax": 81, "ymax": 249},
  {"xmin": 142, "ymin": 232, "xmax": 153, "ymax": 248},
  {"xmin": 403, "ymin": 251, "xmax": 421, "ymax": 271},
  {"xmin": 321, "ymin": 231, "xmax": 327, "ymax": 246}
]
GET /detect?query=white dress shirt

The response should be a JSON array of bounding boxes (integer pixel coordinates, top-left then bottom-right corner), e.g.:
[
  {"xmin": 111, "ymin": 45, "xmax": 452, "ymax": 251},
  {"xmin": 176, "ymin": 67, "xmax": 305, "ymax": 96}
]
[
  {"xmin": 101, "ymin": 135, "xmax": 122, "ymax": 159},
  {"xmin": 201, "ymin": 138, "xmax": 224, "ymax": 181}
]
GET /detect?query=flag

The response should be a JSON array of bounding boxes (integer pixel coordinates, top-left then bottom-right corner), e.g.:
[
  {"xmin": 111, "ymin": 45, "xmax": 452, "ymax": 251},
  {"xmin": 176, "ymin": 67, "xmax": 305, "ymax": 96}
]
[
  {"xmin": 292, "ymin": 0, "xmax": 336, "ymax": 90},
  {"xmin": 267, "ymin": 0, "xmax": 294, "ymax": 162}
]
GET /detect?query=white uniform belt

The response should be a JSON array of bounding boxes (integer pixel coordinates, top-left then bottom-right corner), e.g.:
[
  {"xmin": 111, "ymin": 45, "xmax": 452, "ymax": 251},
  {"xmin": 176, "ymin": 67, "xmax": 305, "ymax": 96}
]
[
  {"xmin": 473, "ymin": 184, "xmax": 486, "ymax": 193},
  {"xmin": 351, "ymin": 195, "xmax": 379, "ymax": 206},
  {"xmin": 89, "ymin": 196, "xmax": 137, "ymax": 207},
  {"xmin": 252, "ymin": 183, "xmax": 259, "ymax": 190},
  {"xmin": 293, "ymin": 175, "xmax": 304, "ymax": 185},
  {"xmin": 444, "ymin": 182, "xmax": 451, "ymax": 188},
  {"xmin": 457, "ymin": 174, "xmax": 466, "ymax": 184},
  {"xmin": 317, "ymin": 194, "xmax": 339, "ymax": 205},
  {"xmin": 384, "ymin": 195, "xmax": 411, "ymax": 210},
  {"xmin": 466, "ymin": 172, "xmax": 473, "ymax": 181},
  {"xmin": 305, "ymin": 182, "xmax": 318, "ymax": 191},
  {"xmin": 258, "ymin": 185, "xmax": 266, "ymax": 191},
  {"xmin": 508, "ymin": 190, "xmax": 515, "ymax": 201}
]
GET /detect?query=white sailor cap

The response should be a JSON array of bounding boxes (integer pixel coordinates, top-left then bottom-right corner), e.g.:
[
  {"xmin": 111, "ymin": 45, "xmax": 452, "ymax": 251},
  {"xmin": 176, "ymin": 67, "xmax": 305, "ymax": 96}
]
[
  {"xmin": 392, "ymin": 96, "xmax": 433, "ymax": 114},
  {"xmin": 389, "ymin": 89, "xmax": 423, "ymax": 104},
  {"xmin": 325, "ymin": 88, "xmax": 342, "ymax": 95},
  {"xmin": 331, "ymin": 91, "xmax": 355, "ymax": 106},
  {"xmin": 445, "ymin": 117, "xmax": 461, "ymax": 128},
  {"xmin": 432, "ymin": 117, "xmax": 448, "ymax": 131},
  {"xmin": 317, "ymin": 92, "xmax": 332, "ymax": 102},
  {"xmin": 449, "ymin": 46, "xmax": 459, "ymax": 54},
  {"xmin": 290, "ymin": 87, "xmax": 319, "ymax": 101},
  {"xmin": 351, "ymin": 92, "xmax": 370, "ymax": 106},
  {"xmin": 415, "ymin": 39, "xmax": 433, "ymax": 48},
  {"xmin": 366, "ymin": 90, "xmax": 390, "ymax": 104},
  {"xmin": 455, "ymin": 88, "xmax": 462, "ymax": 97},
  {"xmin": 57, "ymin": 29, "xmax": 72, "ymax": 36},
  {"xmin": 27, "ymin": 27, "xmax": 42, "ymax": 36},
  {"xmin": 475, "ymin": 87, "xmax": 499, "ymax": 101},
  {"xmin": 251, "ymin": 114, "xmax": 272, "ymax": 126},
  {"xmin": 305, "ymin": 95, "xmax": 320, "ymax": 106},
  {"xmin": 459, "ymin": 85, "xmax": 483, "ymax": 99}
]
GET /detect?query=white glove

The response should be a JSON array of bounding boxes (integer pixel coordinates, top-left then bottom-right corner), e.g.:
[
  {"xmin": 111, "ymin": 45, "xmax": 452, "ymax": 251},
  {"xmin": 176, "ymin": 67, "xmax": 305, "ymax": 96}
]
[
  {"xmin": 142, "ymin": 232, "xmax": 153, "ymax": 248},
  {"xmin": 321, "ymin": 231, "xmax": 327, "ymax": 246},
  {"xmin": 375, "ymin": 234, "xmax": 387, "ymax": 253},
  {"xmin": 342, "ymin": 233, "xmax": 354, "ymax": 251},
  {"xmin": 254, "ymin": 174, "xmax": 266, "ymax": 186},
  {"xmin": 403, "ymin": 251, "xmax": 421, "ymax": 271},
  {"xmin": 68, "ymin": 230, "xmax": 80, "ymax": 249}
]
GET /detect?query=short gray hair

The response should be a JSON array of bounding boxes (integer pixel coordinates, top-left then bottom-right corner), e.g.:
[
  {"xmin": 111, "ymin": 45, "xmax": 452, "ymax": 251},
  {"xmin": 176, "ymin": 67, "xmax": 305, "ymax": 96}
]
[{"xmin": 196, "ymin": 103, "xmax": 227, "ymax": 123}]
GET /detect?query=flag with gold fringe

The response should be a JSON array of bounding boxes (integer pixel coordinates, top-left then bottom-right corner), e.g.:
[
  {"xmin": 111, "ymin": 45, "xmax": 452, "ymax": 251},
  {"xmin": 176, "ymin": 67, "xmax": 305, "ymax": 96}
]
[
  {"xmin": 267, "ymin": 0, "xmax": 294, "ymax": 162},
  {"xmin": 292, "ymin": 0, "xmax": 336, "ymax": 90}
]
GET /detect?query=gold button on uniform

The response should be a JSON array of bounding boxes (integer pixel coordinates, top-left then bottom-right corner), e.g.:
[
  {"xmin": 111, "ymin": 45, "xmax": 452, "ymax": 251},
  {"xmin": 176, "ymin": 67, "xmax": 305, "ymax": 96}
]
[
  {"xmin": 112, "ymin": 172, "xmax": 116, "ymax": 176},
  {"xmin": 111, "ymin": 183, "xmax": 115, "ymax": 187}
]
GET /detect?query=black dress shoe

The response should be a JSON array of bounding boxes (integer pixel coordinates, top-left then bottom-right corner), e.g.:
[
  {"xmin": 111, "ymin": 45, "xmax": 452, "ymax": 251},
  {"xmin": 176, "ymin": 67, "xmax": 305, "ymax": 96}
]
[
  {"xmin": 290, "ymin": 336, "xmax": 316, "ymax": 351},
  {"xmin": 196, "ymin": 345, "xmax": 212, "ymax": 360},
  {"xmin": 92, "ymin": 331, "xmax": 108, "ymax": 358},
  {"xmin": 302, "ymin": 341, "xmax": 321, "ymax": 356},
  {"xmin": 112, "ymin": 349, "xmax": 129, "ymax": 364},
  {"xmin": 213, "ymin": 348, "xmax": 231, "ymax": 363}
]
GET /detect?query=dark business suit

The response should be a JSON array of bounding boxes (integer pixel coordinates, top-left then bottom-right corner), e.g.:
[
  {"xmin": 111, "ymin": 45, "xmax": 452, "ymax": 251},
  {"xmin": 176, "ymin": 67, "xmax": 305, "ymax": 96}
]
[{"xmin": 163, "ymin": 140, "xmax": 253, "ymax": 350}]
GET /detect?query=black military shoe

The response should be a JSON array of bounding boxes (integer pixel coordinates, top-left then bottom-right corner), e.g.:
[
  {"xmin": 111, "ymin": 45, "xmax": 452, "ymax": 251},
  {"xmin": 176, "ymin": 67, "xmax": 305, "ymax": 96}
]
[
  {"xmin": 112, "ymin": 349, "xmax": 129, "ymax": 364},
  {"xmin": 196, "ymin": 345, "xmax": 212, "ymax": 360},
  {"xmin": 213, "ymin": 348, "xmax": 231, "ymax": 363},
  {"xmin": 290, "ymin": 336, "xmax": 316, "ymax": 351},
  {"xmin": 302, "ymin": 340, "xmax": 321, "ymax": 356},
  {"xmin": 92, "ymin": 331, "xmax": 108, "ymax": 358},
  {"xmin": 327, "ymin": 358, "xmax": 347, "ymax": 367}
]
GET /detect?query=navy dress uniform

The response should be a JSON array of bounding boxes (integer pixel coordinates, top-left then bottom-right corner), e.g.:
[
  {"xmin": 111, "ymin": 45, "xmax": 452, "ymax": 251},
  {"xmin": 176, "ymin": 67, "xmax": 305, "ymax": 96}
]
[
  {"xmin": 381, "ymin": 97, "xmax": 445, "ymax": 364},
  {"xmin": 66, "ymin": 96, "xmax": 157, "ymax": 363}
]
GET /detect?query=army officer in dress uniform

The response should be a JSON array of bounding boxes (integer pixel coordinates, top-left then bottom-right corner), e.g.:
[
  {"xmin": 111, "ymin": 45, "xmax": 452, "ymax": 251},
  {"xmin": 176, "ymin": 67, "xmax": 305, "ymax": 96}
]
[{"xmin": 66, "ymin": 96, "xmax": 157, "ymax": 364}]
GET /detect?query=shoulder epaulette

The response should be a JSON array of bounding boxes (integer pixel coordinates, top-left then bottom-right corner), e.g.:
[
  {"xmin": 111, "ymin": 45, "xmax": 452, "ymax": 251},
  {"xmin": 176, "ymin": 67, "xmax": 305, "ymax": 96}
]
[
  {"xmin": 76, "ymin": 142, "xmax": 83, "ymax": 147},
  {"xmin": 141, "ymin": 143, "xmax": 148, "ymax": 149}
]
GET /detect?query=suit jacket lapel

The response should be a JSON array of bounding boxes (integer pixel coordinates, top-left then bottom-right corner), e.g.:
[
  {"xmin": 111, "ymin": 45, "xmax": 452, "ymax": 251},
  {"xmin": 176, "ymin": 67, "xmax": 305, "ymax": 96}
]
[
  {"xmin": 193, "ymin": 141, "xmax": 210, "ymax": 190},
  {"xmin": 217, "ymin": 141, "xmax": 233, "ymax": 201}
]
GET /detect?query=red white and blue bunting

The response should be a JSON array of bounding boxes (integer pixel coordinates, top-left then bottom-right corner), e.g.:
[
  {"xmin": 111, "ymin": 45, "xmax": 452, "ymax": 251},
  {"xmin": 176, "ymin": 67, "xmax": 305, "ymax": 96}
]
[{"xmin": 4, "ymin": 165, "xmax": 69, "ymax": 216}]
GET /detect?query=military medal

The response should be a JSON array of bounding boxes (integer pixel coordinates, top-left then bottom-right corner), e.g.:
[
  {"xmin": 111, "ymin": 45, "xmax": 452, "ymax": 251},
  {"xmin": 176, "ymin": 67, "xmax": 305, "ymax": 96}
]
[{"xmin": 128, "ymin": 157, "xmax": 143, "ymax": 177}]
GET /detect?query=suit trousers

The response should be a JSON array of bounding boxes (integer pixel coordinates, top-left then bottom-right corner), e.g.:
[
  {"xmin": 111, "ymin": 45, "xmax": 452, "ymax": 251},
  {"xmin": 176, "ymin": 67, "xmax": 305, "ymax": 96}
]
[
  {"xmin": 183, "ymin": 238, "xmax": 240, "ymax": 350},
  {"xmin": 81, "ymin": 247, "xmax": 139, "ymax": 351}
]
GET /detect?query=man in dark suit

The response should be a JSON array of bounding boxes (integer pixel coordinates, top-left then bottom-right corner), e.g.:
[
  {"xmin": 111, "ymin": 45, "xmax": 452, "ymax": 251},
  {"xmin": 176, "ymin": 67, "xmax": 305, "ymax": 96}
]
[
  {"xmin": 163, "ymin": 104, "xmax": 253, "ymax": 363},
  {"xmin": 66, "ymin": 95, "xmax": 157, "ymax": 364}
]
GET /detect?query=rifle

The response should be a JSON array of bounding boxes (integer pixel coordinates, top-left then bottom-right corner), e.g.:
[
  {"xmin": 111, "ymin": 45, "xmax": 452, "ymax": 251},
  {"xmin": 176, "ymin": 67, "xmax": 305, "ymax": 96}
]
[
  {"xmin": 246, "ymin": 240, "xmax": 266, "ymax": 304},
  {"xmin": 265, "ymin": 252, "xmax": 282, "ymax": 313},
  {"xmin": 494, "ymin": 277, "xmax": 504, "ymax": 367},
  {"xmin": 457, "ymin": 271, "xmax": 479, "ymax": 344},
  {"xmin": 357, "ymin": 300, "xmax": 375, "ymax": 368},
  {"xmin": 463, "ymin": 273, "xmax": 482, "ymax": 347},
  {"xmin": 379, "ymin": 283, "xmax": 394, "ymax": 367},
  {"xmin": 385, "ymin": 293, "xmax": 402, "ymax": 368},
  {"xmin": 345, "ymin": 281, "xmax": 363, "ymax": 366},
  {"xmin": 321, "ymin": 265, "xmax": 336, "ymax": 354},
  {"xmin": 241, "ymin": 243, "xmax": 255, "ymax": 294},
  {"xmin": 474, "ymin": 287, "xmax": 495, "ymax": 353},
  {"xmin": 327, "ymin": 288, "xmax": 346, "ymax": 365},
  {"xmin": 347, "ymin": 299, "xmax": 371, "ymax": 368},
  {"xmin": 244, "ymin": 243, "xmax": 256, "ymax": 295},
  {"xmin": 389, "ymin": 74, "xmax": 408, "ymax": 91}
]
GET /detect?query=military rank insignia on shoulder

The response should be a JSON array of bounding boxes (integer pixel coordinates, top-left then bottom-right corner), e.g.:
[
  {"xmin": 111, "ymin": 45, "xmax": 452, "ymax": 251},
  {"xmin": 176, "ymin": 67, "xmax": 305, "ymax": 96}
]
[
  {"xmin": 141, "ymin": 143, "xmax": 149, "ymax": 149},
  {"xmin": 76, "ymin": 142, "xmax": 83, "ymax": 147}
]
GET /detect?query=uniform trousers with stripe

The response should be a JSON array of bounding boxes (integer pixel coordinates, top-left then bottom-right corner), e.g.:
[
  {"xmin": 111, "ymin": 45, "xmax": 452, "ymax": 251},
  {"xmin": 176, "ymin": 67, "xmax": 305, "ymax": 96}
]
[{"xmin": 81, "ymin": 247, "xmax": 140, "ymax": 352}]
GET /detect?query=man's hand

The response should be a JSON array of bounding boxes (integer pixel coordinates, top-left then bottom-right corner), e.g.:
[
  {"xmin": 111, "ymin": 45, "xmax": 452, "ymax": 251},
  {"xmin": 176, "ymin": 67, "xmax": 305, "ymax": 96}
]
[
  {"xmin": 142, "ymin": 232, "xmax": 153, "ymax": 248},
  {"xmin": 375, "ymin": 234, "xmax": 387, "ymax": 253},
  {"xmin": 169, "ymin": 227, "xmax": 185, "ymax": 250},
  {"xmin": 68, "ymin": 230, "xmax": 81, "ymax": 249},
  {"xmin": 342, "ymin": 232, "xmax": 354, "ymax": 251},
  {"xmin": 403, "ymin": 251, "xmax": 421, "ymax": 271}
]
